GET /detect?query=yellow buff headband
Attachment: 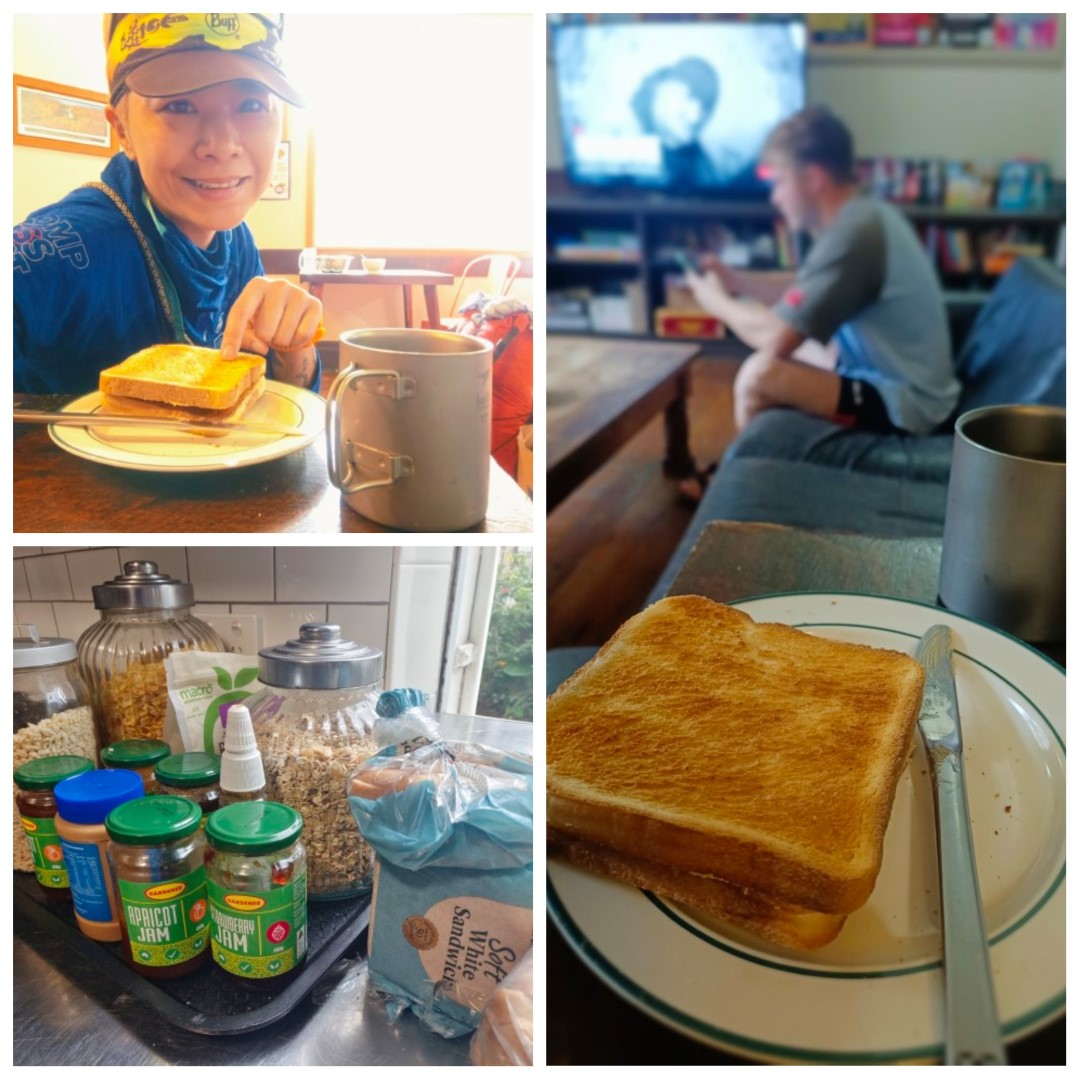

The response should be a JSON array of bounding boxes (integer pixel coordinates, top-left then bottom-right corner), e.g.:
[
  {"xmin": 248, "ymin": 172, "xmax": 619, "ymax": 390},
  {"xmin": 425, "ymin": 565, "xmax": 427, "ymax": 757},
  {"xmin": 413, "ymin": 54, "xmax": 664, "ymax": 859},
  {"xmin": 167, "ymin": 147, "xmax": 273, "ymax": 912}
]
[{"xmin": 105, "ymin": 13, "xmax": 304, "ymax": 108}]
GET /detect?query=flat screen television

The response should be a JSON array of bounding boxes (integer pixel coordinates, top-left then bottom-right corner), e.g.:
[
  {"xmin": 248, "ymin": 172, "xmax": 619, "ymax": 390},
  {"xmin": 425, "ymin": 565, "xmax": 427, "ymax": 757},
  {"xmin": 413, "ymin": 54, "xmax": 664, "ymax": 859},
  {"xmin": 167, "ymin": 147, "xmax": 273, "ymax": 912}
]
[{"xmin": 552, "ymin": 18, "xmax": 806, "ymax": 197}]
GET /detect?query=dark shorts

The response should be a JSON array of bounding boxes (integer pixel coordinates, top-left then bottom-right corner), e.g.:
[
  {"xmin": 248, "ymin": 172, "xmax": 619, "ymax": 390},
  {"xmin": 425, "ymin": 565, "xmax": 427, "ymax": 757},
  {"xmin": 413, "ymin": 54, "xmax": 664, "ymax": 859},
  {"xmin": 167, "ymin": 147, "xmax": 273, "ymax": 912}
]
[{"xmin": 833, "ymin": 377, "xmax": 902, "ymax": 434}]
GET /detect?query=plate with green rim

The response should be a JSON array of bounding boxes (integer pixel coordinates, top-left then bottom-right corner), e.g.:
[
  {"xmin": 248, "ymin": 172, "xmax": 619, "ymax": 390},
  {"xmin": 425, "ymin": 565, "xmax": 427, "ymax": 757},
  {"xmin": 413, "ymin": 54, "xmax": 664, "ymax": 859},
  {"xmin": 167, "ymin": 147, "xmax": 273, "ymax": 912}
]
[
  {"xmin": 546, "ymin": 592, "xmax": 1065, "ymax": 1064},
  {"xmin": 48, "ymin": 383, "xmax": 325, "ymax": 472}
]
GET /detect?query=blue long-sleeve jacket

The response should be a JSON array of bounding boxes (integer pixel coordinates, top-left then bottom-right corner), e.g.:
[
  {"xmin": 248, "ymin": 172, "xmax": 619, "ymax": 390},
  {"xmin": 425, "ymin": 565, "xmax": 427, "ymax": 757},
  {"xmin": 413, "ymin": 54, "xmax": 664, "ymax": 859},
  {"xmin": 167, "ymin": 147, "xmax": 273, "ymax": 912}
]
[{"xmin": 14, "ymin": 153, "xmax": 318, "ymax": 394}]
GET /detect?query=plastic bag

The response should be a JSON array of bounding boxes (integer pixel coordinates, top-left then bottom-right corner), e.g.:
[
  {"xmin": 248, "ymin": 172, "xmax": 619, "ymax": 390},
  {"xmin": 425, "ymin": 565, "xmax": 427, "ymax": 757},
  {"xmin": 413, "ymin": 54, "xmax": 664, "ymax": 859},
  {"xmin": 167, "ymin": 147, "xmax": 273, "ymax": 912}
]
[
  {"xmin": 470, "ymin": 946, "xmax": 533, "ymax": 1066},
  {"xmin": 371, "ymin": 687, "xmax": 440, "ymax": 751},
  {"xmin": 348, "ymin": 740, "xmax": 533, "ymax": 1038}
]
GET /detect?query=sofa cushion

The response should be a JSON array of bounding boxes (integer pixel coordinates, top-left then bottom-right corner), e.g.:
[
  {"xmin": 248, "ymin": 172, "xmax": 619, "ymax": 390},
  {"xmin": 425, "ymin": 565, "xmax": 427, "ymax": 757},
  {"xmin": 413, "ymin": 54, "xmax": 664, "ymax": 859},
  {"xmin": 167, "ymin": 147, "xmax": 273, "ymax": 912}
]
[
  {"xmin": 648, "ymin": 457, "xmax": 948, "ymax": 603},
  {"xmin": 955, "ymin": 256, "xmax": 1066, "ymax": 411},
  {"xmin": 724, "ymin": 408, "xmax": 955, "ymax": 483}
]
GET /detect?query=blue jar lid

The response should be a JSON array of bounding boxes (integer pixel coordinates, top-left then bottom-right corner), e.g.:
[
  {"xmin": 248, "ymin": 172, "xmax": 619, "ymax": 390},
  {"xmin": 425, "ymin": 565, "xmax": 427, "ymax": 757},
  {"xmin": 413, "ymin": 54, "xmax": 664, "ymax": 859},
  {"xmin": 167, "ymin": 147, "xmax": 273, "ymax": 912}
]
[{"xmin": 54, "ymin": 768, "xmax": 145, "ymax": 824}]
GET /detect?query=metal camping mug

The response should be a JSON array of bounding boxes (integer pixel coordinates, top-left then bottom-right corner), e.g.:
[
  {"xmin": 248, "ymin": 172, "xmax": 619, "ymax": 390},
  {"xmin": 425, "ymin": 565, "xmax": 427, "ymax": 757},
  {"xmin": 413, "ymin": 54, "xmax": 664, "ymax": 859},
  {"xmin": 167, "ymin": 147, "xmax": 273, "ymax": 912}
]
[
  {"xmin": 938, "ymin": 404, "xmax": 1065, "ymax": 642},
  {"xmin": 327, "ymin": 328, "xmax": 493, "ymax": 531}
]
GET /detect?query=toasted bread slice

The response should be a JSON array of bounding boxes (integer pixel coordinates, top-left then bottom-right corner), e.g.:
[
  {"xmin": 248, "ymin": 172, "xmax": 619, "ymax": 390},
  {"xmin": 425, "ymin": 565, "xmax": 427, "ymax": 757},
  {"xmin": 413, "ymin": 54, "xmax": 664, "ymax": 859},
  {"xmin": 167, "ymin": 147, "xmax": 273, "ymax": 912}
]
[
  {"xmin": 100, "ymin": 377, "xmax": 266, "ymax": 428},
  {"xmin": 546, "ymin": 596, "xmax": 923, "ymax": 916},
  {"xmin": 99, "ymin": 344, "xmax": 265, "ymax": 411},
  {"xmin": 549, "ymin": 830, "xmax": 846, "ymax": 950}
]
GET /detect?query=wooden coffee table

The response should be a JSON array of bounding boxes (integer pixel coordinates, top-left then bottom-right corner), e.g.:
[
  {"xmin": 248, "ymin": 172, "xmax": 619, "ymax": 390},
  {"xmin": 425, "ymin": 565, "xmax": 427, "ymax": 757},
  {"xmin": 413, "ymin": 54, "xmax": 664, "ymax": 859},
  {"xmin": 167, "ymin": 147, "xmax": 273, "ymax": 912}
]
[{"xmin": 547, "ymin": 336, "xmax": 700, "ymax": 511}]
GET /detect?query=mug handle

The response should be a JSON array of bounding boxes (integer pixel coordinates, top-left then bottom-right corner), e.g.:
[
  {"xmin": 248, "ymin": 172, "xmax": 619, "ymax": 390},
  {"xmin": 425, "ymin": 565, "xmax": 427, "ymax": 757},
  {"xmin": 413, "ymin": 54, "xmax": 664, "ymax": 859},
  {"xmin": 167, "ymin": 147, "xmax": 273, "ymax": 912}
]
[{"xmin": 326, "ymin": 367, "xmax": 413, "ymax": 495}]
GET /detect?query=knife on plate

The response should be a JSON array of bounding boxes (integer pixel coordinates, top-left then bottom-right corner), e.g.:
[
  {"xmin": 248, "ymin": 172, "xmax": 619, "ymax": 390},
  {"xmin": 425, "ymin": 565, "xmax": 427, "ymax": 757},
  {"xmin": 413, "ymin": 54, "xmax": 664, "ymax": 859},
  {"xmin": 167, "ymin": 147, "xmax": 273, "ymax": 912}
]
[
  {"xmin": 14, "ymin": 408, "xmax": 307, "ymax": 438},
  {"xmin": 915, "ymin": 624, "xmax": 1006, "ymax": 1066}
]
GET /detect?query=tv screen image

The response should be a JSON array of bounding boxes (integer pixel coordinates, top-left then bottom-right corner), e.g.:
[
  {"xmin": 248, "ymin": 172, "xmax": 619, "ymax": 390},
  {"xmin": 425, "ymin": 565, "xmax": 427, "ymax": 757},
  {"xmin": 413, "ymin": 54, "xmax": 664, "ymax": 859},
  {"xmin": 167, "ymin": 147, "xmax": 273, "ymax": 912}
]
[{"xmin": 553, "ymin": 20, "xmax": 806, "ymax": 196}]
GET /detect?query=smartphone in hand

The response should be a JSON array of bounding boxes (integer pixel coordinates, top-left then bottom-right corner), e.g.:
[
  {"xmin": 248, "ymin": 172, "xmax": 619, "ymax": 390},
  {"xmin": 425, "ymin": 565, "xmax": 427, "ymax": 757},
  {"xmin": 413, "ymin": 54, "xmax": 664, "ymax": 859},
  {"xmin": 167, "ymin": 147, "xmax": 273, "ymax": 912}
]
[{"xmin": 672, "ymin": 250, "xmax": 700, "ymax": 275}]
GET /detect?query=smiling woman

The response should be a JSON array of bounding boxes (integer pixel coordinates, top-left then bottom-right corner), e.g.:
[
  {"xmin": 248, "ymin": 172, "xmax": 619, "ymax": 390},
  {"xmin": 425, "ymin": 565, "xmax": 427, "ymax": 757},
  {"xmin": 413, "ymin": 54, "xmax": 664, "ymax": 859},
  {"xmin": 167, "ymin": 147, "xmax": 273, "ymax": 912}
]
[{"xmin": 14, "ymin": 13, "xmax": 321, "ymax": 394}]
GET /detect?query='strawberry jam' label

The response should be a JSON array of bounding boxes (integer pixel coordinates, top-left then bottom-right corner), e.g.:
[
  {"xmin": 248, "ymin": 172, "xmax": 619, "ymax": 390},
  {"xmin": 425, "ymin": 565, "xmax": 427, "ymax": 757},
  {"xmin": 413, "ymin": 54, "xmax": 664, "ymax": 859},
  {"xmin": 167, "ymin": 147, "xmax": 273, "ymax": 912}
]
[
  {"xmin": 21, "ymin": 816, "xmax": 69, "ymax": 889},
  {"xmin": 117, "ymin": 865, "xmax": 209, "ymax": 968},
  {"xmin": 207, "ymin": 872, "xmax": 307, "ymax": 978}
]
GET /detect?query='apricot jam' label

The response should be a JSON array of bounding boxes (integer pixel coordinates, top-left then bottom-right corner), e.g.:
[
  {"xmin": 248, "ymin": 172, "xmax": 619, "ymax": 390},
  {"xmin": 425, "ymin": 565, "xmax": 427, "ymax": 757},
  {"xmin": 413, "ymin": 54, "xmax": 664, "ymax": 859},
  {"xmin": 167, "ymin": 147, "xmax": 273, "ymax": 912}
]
[{"xmin": 118, "ymin": 865, "xmax": 210, "ymax": 969}]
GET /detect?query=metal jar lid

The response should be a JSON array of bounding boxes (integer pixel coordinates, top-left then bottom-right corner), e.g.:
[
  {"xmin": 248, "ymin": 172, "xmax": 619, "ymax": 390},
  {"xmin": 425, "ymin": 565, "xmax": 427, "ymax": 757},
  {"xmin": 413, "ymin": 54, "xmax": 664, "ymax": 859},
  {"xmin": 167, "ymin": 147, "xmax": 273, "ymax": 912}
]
[
  {"xmin": 92, "ymin": 561, "xmax": 195, "ymax": 610},
  {"xmin": 14, "ymin": 635, "xmax": 78, "ymax": 669},
  {"xmin": 257, "ymin": 623, "xmax": 384, "ymax": 690}
]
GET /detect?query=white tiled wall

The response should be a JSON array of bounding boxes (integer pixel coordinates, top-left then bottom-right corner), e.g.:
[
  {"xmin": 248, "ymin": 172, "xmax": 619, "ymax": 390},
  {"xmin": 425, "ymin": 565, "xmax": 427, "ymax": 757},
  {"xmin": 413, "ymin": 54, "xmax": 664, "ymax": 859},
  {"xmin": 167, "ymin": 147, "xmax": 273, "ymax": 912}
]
[{"xmin": 13, "ymin": 546, "xmax": 459, "ymax": 704}]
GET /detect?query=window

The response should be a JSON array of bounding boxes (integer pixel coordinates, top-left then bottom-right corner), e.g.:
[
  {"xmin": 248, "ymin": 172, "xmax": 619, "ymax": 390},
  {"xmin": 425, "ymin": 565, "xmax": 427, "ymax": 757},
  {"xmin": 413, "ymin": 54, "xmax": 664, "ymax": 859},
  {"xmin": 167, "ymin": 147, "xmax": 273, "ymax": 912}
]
[
  {"xmin": 438, "ymin": 547, "xmax": 533, "ymax": 721},
  {"xmin": 287, "ymin": 14, "xmax": 533, "ymax": 250}
]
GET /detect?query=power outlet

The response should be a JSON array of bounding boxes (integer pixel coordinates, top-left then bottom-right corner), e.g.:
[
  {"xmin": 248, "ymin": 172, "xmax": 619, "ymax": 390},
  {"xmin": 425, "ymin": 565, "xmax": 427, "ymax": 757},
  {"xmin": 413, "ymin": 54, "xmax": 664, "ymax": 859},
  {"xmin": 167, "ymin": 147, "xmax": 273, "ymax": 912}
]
[{"xmin": 202, "ymin": 613, "xmax": 263, "ymax": 655}]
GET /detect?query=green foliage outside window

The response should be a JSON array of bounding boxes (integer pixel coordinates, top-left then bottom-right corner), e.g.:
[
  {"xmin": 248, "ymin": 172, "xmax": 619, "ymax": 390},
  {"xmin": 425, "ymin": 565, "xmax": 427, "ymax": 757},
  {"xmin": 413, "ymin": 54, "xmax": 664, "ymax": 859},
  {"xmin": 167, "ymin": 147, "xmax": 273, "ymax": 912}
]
[{"xmin": 476, "ymin": 548, "xmax": 533, "ymax": 721}]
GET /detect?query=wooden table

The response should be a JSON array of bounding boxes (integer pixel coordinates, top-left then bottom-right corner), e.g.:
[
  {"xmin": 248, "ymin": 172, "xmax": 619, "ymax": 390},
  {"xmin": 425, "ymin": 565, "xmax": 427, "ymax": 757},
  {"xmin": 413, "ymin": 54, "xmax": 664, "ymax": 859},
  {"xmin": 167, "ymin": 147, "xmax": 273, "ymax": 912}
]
[
  {"xmin": 13, "ymin": 417, "xmax": 532, "ymax": 535},
  {"xmin": 300, "ymin": 269, "xmax": 453, "ymax": 329},
  {"xmin": 547, "ymin": 335, "xmax": 700, "ymax": 511},
  {"xmin": 547, "ymin": 521, "xmax": 1064, "ymax": 1065}
]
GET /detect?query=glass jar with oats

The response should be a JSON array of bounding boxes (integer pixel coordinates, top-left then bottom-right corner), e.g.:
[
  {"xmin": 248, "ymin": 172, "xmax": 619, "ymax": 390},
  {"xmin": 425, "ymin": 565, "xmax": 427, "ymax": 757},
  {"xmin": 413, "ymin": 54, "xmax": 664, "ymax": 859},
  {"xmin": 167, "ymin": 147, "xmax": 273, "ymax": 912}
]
[
  {"xmin": 76, "ymin": 562, "xmax": 224, "ymax": 749},
  {"xmin": 14, "ymin": 630, "xmax": 97, "ymax": 875},
  {"xmin": 244, "ymin": 624, "xmax": 382, "ymax": 901}
]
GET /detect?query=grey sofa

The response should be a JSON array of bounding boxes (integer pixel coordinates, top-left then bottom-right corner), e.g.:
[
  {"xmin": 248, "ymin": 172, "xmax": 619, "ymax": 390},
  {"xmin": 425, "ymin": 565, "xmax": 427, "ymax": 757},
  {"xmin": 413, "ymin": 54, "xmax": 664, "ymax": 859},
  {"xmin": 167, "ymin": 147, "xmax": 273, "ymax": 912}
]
[{"xmin": 649, "ymin": 257, "xmax": 1066, "ymax": 602}]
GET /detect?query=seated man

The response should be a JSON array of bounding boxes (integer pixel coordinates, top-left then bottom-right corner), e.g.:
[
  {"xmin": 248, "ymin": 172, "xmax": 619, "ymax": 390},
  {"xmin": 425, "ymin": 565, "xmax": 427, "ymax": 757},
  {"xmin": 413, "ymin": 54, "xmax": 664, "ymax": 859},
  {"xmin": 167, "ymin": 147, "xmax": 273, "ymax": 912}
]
[{"xmin": 684, "ymin": 105, "xmax": 960, "ymax": 498}]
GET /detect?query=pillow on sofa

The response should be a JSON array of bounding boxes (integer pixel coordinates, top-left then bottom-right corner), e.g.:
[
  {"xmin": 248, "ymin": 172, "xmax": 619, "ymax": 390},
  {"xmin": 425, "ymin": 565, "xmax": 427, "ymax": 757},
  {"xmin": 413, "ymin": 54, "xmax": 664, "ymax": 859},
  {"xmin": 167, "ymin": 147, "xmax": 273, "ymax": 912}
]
[{"xmin": 955, "ymin": 257, "xmax": 1065, "ymax": 412}]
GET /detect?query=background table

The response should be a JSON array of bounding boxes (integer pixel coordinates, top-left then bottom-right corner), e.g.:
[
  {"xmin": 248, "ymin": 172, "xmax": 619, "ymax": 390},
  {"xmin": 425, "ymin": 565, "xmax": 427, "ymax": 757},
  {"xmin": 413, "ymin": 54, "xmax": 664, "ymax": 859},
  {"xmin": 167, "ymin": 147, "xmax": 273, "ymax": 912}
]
[
  {"xmin": 14, "ymin": 411, "xmax": 532, "ymax": 534},
  {"xmin": 14, "ymin": 713, "xmax": 532, "ymax": 1067},
  {"xmin": 547, "ymin": 521, "xmax": 1064, "ymax": 1065},
  {"xmin": 547, "ymin": 336, "xmax": 700, "ymax": 511},
  {"xmin": 301, "ymin": 268, "xmax": 453, "ymax": 329}
]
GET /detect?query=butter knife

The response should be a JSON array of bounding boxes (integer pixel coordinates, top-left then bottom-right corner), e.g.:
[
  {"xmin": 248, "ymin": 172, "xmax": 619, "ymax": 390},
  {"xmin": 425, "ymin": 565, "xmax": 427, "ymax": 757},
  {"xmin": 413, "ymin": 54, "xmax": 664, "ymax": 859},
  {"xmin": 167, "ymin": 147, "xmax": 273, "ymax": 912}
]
[
  {"xmin": 915, "ymin": 624, "xmax": 1006, "ymax": 1066},
  {"xmin": 14, "ymin": 408, "xmax": 307, "ymax": 438}
]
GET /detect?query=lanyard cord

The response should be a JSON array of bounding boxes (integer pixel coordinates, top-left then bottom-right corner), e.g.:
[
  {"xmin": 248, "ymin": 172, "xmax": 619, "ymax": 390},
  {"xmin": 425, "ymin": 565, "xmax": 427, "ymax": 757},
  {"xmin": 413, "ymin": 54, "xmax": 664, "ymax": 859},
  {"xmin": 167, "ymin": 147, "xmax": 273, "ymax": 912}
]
[{"xmin": 82, "ymin": 181, "xmax": 192, "ymax": 344}]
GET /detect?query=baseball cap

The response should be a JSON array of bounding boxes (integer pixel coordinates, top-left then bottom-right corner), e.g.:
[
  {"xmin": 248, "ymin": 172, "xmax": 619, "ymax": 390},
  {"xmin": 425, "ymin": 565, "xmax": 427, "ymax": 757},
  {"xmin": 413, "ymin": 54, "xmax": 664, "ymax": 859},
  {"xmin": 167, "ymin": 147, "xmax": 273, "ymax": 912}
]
[{"xmin": 105, "ymin": 13, "xmax": 305, "ymax": 108}]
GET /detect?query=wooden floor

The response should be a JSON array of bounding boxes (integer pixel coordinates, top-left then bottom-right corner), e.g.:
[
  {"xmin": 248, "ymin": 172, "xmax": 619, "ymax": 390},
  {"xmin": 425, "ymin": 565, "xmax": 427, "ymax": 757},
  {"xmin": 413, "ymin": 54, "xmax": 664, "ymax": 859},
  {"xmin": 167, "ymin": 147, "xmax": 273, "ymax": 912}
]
[{"xmin": 547, "ymin": 353, "xmax": 740, "ymax": 649}]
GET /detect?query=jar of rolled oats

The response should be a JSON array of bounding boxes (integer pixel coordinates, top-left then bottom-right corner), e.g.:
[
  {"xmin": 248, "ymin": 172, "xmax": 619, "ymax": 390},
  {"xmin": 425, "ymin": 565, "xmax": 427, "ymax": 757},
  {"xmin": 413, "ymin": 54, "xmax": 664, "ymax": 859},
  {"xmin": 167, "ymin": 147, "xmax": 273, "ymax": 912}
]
[
  {"xmin": 244, "ymin": 624, "xmax": 382, "ymax": 900},
  {"xmin": 13, "ymin": 629, "xmax": 96, "ymax": 875},
  {"xmin": 75, "ymin": 562, "xmax": 224, "ymax": 748}
]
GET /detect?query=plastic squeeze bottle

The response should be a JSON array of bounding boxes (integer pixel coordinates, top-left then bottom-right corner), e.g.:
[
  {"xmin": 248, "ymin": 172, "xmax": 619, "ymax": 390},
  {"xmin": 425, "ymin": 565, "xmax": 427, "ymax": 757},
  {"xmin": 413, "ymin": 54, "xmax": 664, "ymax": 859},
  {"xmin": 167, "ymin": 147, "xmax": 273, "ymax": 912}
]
[{"xmin": 218, "ymin": 703, "xmax": 267, "ymax": 806}]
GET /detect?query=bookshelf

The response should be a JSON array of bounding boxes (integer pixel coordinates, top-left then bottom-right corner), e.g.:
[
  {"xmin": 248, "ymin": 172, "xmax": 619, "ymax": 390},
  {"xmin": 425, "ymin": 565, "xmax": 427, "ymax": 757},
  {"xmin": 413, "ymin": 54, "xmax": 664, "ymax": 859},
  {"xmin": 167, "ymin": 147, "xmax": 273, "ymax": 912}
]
[{"xmin": 547, "ymin": 170, "xmax": 1065, "ymax": 344}]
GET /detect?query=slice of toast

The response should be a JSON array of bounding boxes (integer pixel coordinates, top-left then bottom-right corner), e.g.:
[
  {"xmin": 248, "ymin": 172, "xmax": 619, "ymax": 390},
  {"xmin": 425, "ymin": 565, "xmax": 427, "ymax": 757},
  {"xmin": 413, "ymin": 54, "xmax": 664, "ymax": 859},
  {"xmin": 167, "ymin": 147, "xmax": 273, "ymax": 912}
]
[
  {"xmin": 100, "ymin": 377, "xmax": 266, "ymax": 427},
  {"xmin": 549, "ymin": 830, "xmax": 846, "ymax": 950},
  {"xmin": 546, "ymin": 596, "xmax": 924, "ymax": 916},
  {"xmin": 99, "ymin": 344, "xmax": 265, "ymax": 411}
]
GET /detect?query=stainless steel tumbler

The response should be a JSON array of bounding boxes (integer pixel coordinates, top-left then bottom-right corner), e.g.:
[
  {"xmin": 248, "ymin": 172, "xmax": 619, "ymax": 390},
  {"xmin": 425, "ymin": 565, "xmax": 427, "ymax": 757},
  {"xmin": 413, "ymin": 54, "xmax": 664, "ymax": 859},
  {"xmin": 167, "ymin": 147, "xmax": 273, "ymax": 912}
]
[
  {"xmin": 939, "ymin": 405, "xmax": 1065, "ymax": 642},
  {"xmin": 327, "ymin": 328, "xmax": 493, "ymax": 531}
]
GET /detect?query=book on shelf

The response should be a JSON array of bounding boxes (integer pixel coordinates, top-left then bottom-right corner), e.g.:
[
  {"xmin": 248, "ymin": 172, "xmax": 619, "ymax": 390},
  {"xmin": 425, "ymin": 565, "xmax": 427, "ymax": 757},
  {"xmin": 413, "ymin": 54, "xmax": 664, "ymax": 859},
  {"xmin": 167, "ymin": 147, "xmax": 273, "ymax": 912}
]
[
  {"xmin": 808, "ymin": 14, "xmax": 872, "ymax": 46},
  {"xmin": 873, "ymin": 14, "xmax": 937, "ymax": 48},
  {"xmin": 996, "ymin": 160, "xmax": 1051, "ymax": 211},
  {"xmin": 993, "ymin": 14, "xmax": 1059, "ymax": 52},
  {"xmin": 937, "ymin": 14, "xmax": 995, "ymax": 49},
  {"xmin": 553, "ymin": 228, "xmax": 641, "ymax": 262}
]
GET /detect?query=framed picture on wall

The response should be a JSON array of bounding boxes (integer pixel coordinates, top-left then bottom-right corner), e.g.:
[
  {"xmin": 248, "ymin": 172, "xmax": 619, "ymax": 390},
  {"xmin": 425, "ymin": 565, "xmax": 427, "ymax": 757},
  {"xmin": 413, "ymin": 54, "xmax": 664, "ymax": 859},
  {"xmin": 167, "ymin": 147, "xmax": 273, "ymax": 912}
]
[
  {"xmin": 13, "ymin": 75, "xmax": 118, "ymax": 156},
  {"xmin": 261, "ymin": 140, "xmax": 291, "ymax": 200}
]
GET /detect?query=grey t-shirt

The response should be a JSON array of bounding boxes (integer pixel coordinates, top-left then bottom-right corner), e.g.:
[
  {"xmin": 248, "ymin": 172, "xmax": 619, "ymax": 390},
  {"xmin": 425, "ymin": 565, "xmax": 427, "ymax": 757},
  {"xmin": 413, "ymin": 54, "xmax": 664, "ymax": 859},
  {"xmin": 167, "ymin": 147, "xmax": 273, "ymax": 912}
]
[{"xmin": 773, "ymin": 196, "xmax": 960, "ymax": 434}]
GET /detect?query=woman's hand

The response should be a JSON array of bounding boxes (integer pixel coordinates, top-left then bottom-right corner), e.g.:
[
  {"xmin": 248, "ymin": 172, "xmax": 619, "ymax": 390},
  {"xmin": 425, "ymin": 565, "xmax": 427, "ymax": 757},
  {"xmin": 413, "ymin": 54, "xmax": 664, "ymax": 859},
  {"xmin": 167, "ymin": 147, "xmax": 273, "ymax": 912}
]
[{"xmin": 221, "ymin": 276, "xmax": 322, "ymax": 387}]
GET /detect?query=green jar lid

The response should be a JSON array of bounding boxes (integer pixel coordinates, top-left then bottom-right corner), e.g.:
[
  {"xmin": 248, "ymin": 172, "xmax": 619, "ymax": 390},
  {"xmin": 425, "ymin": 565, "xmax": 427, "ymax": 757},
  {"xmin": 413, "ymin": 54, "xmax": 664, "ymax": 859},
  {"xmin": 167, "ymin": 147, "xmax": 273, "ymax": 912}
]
[
  {"xmin": 101, "ymin": 738, "xmax": 172, "ymax": 769},
  {"xmin": 14, "ymin": 755, "xmax": 95, "ymax": 791},
  {"xmin": 106, "ymin": 795, "xmax": 202, "ymax": 845},
  {"xmin": 155, "ymin": 752, "xmax": 221, "ymax": 787},
  {"xmin": 206, "ymin": 801, "xmax": 303, "ymax": 855}
]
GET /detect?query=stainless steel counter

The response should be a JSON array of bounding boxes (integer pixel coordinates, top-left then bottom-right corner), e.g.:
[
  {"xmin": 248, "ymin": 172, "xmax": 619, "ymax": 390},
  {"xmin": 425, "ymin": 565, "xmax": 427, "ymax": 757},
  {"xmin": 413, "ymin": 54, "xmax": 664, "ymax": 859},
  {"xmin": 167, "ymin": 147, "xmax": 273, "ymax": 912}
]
[{"xmin": 13, "ymin": 713, "xmax": 533, "ymax": 1067}]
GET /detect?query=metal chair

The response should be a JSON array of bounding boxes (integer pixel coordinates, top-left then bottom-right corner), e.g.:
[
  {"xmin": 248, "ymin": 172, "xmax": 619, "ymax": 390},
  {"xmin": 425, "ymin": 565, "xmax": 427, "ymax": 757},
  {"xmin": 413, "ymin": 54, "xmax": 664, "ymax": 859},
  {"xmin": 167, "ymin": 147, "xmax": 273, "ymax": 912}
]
[{"xmin": 441, "ymin": 253, "xmax": 522, "ymax": 329}]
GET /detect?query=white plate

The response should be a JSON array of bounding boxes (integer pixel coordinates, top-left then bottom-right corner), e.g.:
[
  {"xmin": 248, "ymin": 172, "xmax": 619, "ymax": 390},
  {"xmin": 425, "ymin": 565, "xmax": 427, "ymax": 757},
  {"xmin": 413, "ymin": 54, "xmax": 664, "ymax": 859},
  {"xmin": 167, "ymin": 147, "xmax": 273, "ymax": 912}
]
[
  {"xmin": 547, "ymin": 593, "xmax": 1066, "ymax": 1064},
  {"xmin": 48, "ymin": 384, "xmax": 325, "ymax": 472}
]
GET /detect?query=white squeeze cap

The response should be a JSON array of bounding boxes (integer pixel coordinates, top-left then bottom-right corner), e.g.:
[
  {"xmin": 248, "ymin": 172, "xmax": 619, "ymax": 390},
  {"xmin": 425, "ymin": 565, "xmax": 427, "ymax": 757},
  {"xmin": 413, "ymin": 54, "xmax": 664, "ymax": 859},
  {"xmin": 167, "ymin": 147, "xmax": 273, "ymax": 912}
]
[{"xmin": 220, "ymin": 703, "xmax": 266, "ymax": 793}]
